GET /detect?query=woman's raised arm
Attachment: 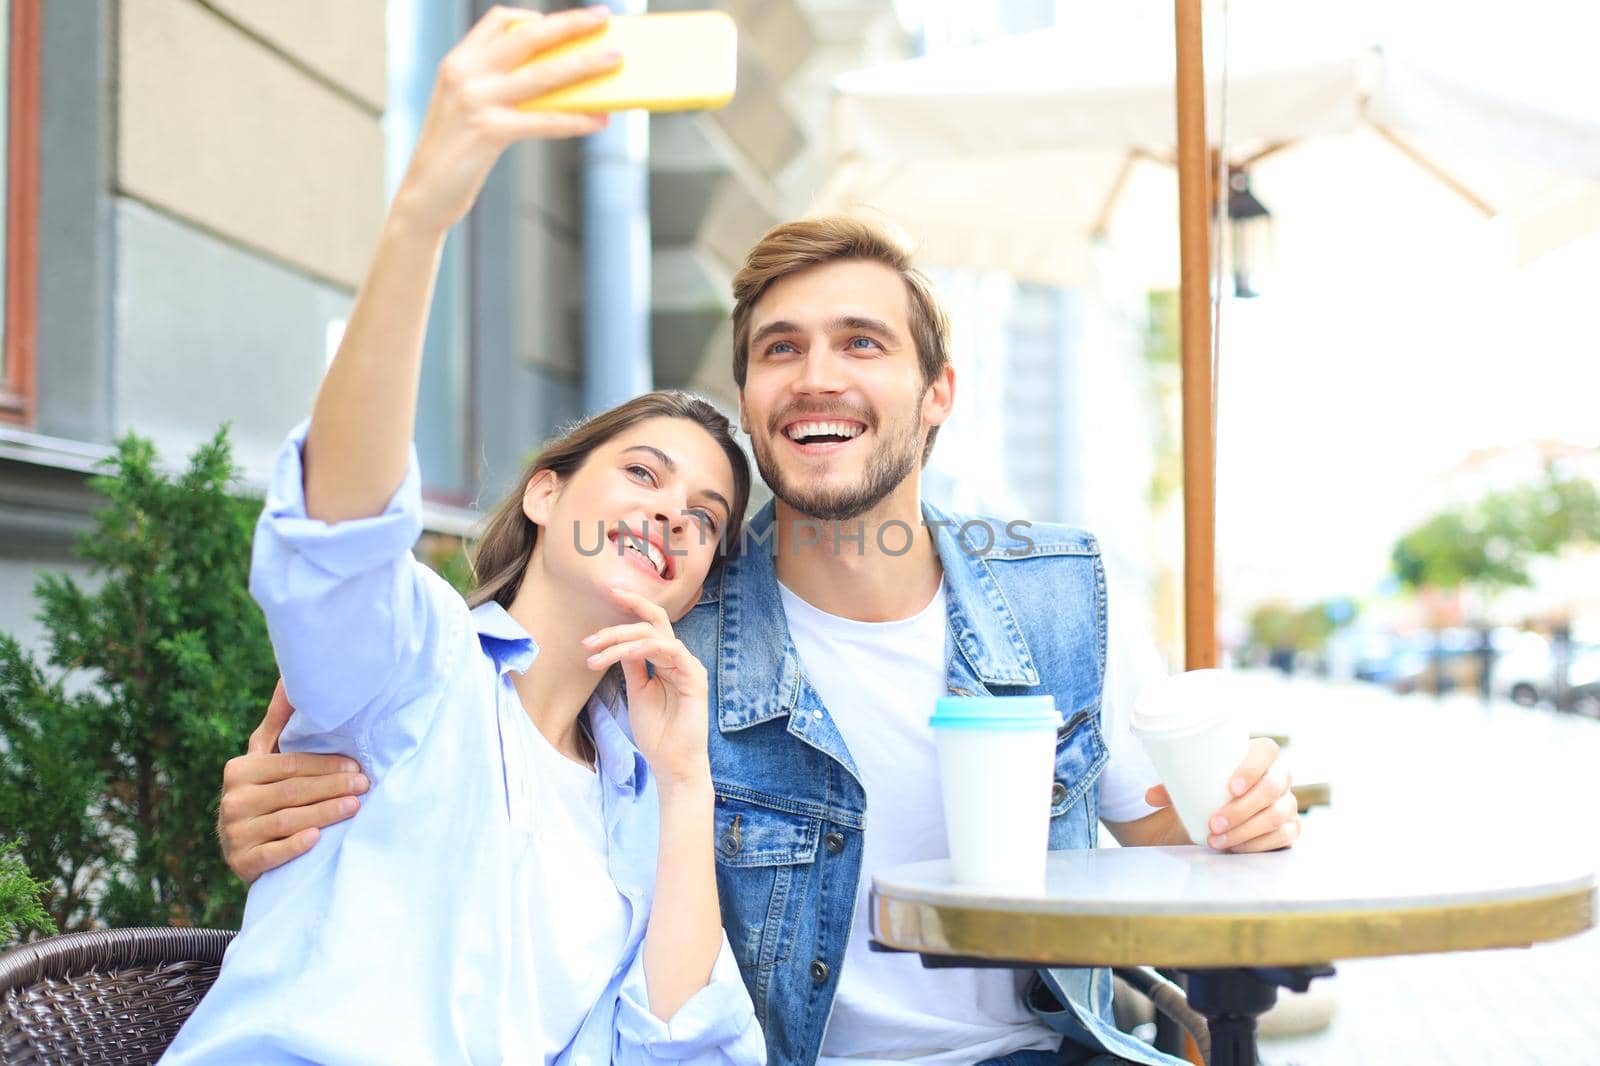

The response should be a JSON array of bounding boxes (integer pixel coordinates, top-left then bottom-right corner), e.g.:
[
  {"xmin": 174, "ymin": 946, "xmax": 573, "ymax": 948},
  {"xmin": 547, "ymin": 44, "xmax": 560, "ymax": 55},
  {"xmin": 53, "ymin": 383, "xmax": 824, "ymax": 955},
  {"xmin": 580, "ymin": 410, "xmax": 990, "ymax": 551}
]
[{"xmin": 303, "ymin": 5, "xmax": 619, "ymax": 523}]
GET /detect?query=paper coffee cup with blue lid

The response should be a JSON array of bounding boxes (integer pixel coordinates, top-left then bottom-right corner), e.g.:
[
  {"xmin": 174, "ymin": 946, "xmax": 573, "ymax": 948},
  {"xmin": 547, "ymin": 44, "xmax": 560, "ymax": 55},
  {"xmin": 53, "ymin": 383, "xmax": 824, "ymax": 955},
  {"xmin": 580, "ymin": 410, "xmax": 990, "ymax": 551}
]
[
  {"xmin": 929, "ymin": 694, "xmax": 1059, "ymax": 892},
  {"xmin": 929, "ymin": 694, "xmax": 1060, "ymax": 730}
]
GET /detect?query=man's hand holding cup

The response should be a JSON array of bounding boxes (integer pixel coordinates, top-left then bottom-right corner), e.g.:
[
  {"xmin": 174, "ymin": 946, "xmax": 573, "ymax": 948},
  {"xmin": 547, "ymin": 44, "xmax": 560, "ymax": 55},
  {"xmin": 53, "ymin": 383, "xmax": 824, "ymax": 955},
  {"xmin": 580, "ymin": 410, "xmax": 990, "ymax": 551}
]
[
  {"xmin": 1144, "ymin": 735, "xmax": 1300, "ymax": 852},
  {"xmin": 1132, "ymin": 669, "xmax": 1301, "ymax": 853}
]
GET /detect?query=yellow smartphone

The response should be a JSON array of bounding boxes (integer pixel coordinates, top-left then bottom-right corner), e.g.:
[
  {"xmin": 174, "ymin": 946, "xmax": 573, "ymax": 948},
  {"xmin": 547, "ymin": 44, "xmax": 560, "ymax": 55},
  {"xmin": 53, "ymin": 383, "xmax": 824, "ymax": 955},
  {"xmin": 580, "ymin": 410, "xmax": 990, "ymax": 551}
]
[{"xmin": 517, "ymin": 11, "xmax": 737, "ymax": 114}]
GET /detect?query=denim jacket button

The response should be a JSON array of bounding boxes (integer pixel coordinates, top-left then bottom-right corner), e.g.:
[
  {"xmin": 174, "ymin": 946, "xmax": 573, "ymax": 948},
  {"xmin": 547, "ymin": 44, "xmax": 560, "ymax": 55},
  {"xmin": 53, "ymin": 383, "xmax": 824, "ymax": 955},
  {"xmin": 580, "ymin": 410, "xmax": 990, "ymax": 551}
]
[
  {"xmin": 810, "ymin": 959, "xmax": 830, "ymax": 984},
  {"xmin": 1051, "ymin": 781, "xmax": 1068, "ymax": 807},
  {"xmin": 824, "ymin": 831, "xmax": 845, "ymax": 853}
]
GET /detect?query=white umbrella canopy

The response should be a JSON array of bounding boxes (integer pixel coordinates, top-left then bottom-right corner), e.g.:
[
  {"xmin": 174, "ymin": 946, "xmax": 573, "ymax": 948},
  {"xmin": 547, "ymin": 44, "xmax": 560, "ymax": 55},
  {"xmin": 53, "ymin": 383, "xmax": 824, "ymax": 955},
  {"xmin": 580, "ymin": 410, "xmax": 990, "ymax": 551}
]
[
  {"xmin": 821, "ymin": 0, "xmax": 1600, "ymax": 667},
  {"xmin": 819, "ymin": 0, "xmax": 1600, "ymax": 288}
]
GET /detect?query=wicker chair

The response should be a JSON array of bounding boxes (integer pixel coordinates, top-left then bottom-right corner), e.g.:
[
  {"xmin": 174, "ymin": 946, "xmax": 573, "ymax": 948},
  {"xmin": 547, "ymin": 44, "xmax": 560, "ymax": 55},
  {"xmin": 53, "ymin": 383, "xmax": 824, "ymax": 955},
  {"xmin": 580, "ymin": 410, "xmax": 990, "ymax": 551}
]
[
  {"xmin": 0, "ymin": 927, "xmax": 235, "ymax": 1065},
  {"xmin": 3, "ymin": 928, "xmax": 1212, "ymax": 1065}
]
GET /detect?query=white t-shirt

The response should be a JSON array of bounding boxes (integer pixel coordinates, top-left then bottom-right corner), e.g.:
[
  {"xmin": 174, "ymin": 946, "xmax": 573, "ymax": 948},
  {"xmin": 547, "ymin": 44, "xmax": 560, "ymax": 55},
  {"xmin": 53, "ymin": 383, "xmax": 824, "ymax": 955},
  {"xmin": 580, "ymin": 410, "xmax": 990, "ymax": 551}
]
[
  {"xmin": 776, "ymin": 579, "xmax": 1164, "ymax": 1065},
  {"xmin": 517, "ymin": 709, "xmax": 635, "ymax": 1061}
]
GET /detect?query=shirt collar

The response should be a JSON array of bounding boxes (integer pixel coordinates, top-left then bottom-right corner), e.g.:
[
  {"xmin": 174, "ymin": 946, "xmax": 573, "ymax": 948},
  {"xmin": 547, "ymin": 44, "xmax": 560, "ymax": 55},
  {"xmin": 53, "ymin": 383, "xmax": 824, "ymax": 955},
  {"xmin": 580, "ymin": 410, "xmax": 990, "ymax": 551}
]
[
  {"xmin": 714, "ymin": 500, "xmax": 1039, "ymax": 734},
  {"xmin": 474, "ymin": 602, "xmax": 645, "ymax": 790},
  {"xmin": 715, "ymin": 502, "xmax": 806, "ymax": 733},
  {"xmin": 586, "ymin": 679, "xmax": 648, "ymax": 792},
  {"xmin": 921, "ymin": 499, "xmax": 1040, "ymax": 687},
  {"xmin": 470, "ymin": 601, "xmax": 538, "ymax": 676}
]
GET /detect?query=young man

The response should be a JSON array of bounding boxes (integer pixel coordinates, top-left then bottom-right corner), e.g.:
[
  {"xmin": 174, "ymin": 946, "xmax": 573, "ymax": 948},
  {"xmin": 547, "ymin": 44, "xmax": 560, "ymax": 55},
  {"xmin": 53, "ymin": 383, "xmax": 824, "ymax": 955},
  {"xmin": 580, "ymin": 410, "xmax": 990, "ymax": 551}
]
[{"xmin": 219, "ymin": 218, "xmax": 1299, "ymax": 1065}]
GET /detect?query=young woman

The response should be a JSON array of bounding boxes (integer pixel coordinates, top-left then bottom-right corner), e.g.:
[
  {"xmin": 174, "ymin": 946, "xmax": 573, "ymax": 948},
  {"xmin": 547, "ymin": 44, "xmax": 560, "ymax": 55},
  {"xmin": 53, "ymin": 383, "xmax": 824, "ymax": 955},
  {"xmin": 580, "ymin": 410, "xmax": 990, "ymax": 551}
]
[{"xmin": 162, "ymin": 7, "xmax": 762, "ymax": 1063}]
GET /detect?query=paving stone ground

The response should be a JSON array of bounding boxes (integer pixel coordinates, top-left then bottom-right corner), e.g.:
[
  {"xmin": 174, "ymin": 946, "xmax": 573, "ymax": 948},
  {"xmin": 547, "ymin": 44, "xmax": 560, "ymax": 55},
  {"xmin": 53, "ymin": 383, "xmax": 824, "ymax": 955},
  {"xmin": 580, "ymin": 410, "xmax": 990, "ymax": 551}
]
[{"xmin": 1236, "ymin": 676, "xmax": 1600, "ymax": 1066}]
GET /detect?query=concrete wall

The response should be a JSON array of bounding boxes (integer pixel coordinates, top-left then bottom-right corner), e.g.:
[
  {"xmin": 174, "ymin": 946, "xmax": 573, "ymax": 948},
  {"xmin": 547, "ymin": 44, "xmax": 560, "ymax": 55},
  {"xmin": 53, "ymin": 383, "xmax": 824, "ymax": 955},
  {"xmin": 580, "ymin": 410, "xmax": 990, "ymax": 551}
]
[
  {"xmin": 11, "ymin": 0, "xmax": 917, "ymax": 656},
  {"xmin": 204, "ymin": 0, "xmax": 388, "ymax": 111},
  {"xmin": 0, "ymin": 554, "xmax": 93, "ymax": 658},
  {"xmin": 0, "ymin": 443, "xmax": 105, "ymax": 656},
  {"xmin": 106, "ymin": 0, "xmax": 388, "ymax": 483},
  {"xmin": 113, "ymin": 200, "xmax": 351, "ymax": 483},
  {"xmin": 2, "ymin": 0, "xmax": 389, "ymax": 644},
  {"xmin": 104, "ymin": 0, "xmax": 584, "ymax": 505},
  {"xmin": 117, "ymin": 0, "xmax": 385, "ymax": 290}
]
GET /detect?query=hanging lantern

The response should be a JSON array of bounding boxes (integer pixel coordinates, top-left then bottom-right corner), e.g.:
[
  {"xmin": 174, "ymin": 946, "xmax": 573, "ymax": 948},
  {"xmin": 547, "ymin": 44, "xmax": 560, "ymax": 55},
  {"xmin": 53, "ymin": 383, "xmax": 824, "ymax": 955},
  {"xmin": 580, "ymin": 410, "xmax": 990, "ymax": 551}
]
[{"xmin": 1226, "ymin": 168, "xmax": 1272, "ymax": 298}]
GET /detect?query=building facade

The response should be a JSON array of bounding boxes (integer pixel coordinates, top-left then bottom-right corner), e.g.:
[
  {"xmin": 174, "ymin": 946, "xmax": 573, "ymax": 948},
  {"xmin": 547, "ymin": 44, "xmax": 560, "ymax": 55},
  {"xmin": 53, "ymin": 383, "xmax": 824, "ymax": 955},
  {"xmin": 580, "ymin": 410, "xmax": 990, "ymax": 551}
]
[{"xmin": 0, "ymin": 0, "xmax": 907, "ymax": 645}]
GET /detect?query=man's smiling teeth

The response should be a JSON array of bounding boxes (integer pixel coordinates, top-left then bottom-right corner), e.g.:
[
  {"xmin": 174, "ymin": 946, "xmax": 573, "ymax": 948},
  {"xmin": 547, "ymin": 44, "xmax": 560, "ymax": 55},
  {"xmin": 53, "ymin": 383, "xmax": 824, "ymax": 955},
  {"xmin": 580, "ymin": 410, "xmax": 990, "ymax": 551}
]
[
  {"xmin": 786, "ymin": 420, "xmax": 864, "ymax": 442},
  {"xmin": 620, "ymin": 533, "xmax": 667, "ymax": 578}
]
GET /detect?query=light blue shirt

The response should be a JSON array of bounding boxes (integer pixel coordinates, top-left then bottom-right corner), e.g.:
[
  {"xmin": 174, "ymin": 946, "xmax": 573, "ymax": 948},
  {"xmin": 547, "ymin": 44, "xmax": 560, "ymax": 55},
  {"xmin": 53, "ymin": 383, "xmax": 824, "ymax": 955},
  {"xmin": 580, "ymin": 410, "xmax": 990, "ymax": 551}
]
[{"xmin": 162, "ymin": 424, "xmax": 765, "ymax": 1065}]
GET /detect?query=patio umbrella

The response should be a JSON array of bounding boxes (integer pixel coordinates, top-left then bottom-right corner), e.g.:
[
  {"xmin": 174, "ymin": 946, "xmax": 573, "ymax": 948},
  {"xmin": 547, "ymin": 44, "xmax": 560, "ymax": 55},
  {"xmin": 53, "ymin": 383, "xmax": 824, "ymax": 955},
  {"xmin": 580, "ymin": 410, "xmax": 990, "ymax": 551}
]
[{"xmin": 819, "ymin": 0, "xmax": 1600, "ymax": 666}]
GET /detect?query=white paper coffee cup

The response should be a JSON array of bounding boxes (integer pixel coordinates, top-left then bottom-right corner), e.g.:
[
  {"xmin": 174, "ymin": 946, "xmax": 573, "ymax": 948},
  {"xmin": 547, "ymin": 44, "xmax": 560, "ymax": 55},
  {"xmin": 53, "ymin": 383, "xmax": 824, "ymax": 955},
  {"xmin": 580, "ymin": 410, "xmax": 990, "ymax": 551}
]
[
  {"xmin": 929, "ymin": 695, "xmax": 1059, "ymax": 892},
  {"xmin": 1130, "ymin": 669, "xmax": 1253, "ymax": 847}
]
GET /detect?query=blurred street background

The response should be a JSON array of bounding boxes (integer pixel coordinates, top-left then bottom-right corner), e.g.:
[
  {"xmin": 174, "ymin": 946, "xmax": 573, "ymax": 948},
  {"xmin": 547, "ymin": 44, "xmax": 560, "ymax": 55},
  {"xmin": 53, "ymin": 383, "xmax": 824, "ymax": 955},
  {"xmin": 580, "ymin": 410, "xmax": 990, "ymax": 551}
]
[
  {"xmin": 1236, "ymin": 672, "xmax": 1600, "ymax": 1065},
  {"xmin": 6, "ymin": 0, "xmax": 1597, "ymax": 695}
]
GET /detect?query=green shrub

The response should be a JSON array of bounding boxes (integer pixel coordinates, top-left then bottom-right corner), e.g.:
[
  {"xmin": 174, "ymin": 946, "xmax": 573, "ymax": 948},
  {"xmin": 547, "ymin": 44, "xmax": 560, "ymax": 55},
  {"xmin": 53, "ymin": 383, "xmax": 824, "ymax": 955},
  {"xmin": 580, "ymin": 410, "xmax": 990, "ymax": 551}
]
[
  {"xmin": 0, "ymin": 429, "xmax": 276, "ymax": 930},
  {"xmin": 0, "ymin": 838, "xmax": 56, "ymax": 946}
]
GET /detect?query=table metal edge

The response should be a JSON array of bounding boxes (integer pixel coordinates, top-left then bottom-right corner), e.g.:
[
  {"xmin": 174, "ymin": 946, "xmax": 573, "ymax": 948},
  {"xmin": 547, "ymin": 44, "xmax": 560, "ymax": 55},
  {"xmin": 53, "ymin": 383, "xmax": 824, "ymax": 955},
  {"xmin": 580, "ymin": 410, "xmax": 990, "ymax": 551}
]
[{"xmin": 869, "ymin": 882, "xmax": 1597, "ymax": 968}]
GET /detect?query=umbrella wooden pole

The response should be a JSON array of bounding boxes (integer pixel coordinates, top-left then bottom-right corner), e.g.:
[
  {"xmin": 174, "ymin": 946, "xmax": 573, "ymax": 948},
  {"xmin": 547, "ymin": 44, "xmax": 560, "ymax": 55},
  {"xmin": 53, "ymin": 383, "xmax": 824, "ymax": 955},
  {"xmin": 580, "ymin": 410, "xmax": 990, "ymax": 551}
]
[{"xmin": 1174, "ymin": 0, "xmax": 1217, "ymax": 671}]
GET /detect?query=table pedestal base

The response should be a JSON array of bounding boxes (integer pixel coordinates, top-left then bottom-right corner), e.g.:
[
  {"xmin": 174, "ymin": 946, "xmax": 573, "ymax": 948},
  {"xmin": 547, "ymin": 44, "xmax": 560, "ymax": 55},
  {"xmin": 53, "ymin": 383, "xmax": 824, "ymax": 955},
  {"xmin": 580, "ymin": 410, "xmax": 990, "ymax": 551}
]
[
  {"xmin": 869, "ymin": 943, "xmax": 1336, "ymax": 1066},
  {"xmin": 1181, "ymin": 966, "xmax": 1335, "ymax": 1066}
]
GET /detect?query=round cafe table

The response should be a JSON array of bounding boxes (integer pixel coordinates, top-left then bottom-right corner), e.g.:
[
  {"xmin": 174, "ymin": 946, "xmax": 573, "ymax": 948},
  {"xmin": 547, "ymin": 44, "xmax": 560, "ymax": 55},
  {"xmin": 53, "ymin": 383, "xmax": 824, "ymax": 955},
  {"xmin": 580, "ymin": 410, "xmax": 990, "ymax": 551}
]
[{"xmin": 869, "ymin": 833, "xmax": 1595, "ymax": 1066}]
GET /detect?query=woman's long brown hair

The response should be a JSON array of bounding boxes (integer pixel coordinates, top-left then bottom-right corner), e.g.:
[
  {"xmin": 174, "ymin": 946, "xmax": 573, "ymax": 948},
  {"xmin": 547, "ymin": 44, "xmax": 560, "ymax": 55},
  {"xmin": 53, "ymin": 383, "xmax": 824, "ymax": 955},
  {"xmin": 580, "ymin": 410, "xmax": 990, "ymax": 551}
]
[{"xmin": 466, "ymin": 390, "xmax": 751, "ymax": 609}]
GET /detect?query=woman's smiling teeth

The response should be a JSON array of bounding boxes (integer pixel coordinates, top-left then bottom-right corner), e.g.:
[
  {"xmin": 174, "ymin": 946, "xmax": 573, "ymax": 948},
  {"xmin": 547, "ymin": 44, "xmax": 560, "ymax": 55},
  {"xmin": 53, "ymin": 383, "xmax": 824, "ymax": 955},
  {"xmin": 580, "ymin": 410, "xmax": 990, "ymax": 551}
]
[
  {"xmin": 785, "ymin": 420, "xmax": 864, "ymax": 444},
  {"xmin": 616, "ymin": 531, "xmax": 668, "ymax": 578}
]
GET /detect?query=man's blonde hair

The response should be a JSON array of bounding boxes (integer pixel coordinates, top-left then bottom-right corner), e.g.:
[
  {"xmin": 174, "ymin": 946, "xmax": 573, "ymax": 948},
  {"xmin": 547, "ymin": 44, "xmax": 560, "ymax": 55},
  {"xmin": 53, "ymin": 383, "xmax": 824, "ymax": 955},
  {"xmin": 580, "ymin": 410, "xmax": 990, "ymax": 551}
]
[{"xmin": 730, "ymin": 216, "xmax": 951, "ymax": 465}]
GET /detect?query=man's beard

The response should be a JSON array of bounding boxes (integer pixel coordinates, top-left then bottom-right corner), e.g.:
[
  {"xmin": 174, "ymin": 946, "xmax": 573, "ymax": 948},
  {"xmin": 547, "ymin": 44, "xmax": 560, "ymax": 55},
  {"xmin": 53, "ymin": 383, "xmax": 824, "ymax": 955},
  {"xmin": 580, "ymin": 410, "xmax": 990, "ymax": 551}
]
[{"xmin": 753, "ymin": 408, "xmax": 923, "ymax": 523}]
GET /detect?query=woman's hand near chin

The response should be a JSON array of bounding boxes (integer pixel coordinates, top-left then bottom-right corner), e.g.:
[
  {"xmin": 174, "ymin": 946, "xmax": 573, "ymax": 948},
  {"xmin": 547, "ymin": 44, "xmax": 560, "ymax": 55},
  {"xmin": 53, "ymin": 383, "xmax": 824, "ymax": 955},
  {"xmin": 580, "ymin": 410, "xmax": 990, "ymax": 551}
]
[
  {"xmin": 581, "ymin": 585, "xmax": 712, "ymax": 791},
  {"xmin": 582, "ymin": 584, "xmax": 720, "ymax": 1020}
]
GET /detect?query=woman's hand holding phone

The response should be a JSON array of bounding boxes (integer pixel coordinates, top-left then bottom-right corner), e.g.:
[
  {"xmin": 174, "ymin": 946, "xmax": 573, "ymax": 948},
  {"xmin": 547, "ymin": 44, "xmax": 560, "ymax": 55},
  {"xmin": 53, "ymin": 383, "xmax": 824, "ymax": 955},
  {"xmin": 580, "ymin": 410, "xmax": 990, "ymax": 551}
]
[
  {"xmin": 582, "ymin": 586, "xmax": 712, "ymax": 792},
  {"xmin": 304, "ymin": 5, "xmax": 619, "ymax": 524},
  {"xmin": 392, "ymin": 5, "xmax": 621, "ymax": 237}
]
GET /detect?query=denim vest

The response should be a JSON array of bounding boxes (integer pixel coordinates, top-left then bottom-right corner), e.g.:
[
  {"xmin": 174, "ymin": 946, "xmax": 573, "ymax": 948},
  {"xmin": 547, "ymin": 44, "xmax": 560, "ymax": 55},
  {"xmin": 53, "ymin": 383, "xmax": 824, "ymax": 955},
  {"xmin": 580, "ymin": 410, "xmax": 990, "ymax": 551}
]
[{"xmin": 676, "ymin": 500, "xmax": 1180, "ymax": 1066}]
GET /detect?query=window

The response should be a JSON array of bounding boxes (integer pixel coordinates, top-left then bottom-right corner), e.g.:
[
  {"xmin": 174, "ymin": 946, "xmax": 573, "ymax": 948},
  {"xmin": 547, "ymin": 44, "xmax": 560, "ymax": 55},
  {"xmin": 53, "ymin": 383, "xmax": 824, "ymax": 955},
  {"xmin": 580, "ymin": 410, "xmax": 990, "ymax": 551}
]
[{"xmin": 0, "ymin": 0, "xmax": 38, "ymax": 426}]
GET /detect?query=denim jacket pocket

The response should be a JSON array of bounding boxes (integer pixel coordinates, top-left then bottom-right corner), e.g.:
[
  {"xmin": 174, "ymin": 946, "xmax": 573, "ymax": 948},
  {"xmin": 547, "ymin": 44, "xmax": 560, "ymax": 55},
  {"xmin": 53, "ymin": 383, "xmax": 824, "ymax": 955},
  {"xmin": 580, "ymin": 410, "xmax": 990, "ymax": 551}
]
[
  {"xmin": 712, "ymin": 791, "xmax": 822, "ymax": 1027},
  {"xmin": 714, "ymin": 794, "xmax": 821, "ymax": 867}
]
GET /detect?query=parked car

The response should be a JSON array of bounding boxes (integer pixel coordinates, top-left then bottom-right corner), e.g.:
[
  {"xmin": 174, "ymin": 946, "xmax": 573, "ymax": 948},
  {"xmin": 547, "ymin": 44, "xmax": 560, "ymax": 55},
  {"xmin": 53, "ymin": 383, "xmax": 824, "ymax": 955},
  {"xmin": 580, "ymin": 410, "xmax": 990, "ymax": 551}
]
[
  {"xmin": 1565, "ymin": 653, "xmax": 1600, "ymax": 715},
  {"xmin": 1491, "ymin": 631, "xmax": 1555, "ymax": 706},
  {"xmin": 1490, "ymin": 634, "xmax": 1600, "ymax": 708},
  {"xmin": 1330, "ymin": 625, "xmax": 1600, "ymax": 706},
  {"xmin": 1324, "ymin": 628, "xmax": 1404, "ymax": 684},
  {"xmin": 1388, "ymin": 629, "xmax": 1490, "ymax": 695}
]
